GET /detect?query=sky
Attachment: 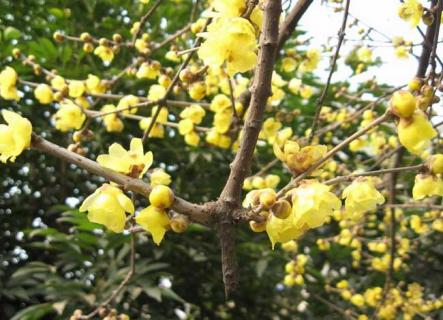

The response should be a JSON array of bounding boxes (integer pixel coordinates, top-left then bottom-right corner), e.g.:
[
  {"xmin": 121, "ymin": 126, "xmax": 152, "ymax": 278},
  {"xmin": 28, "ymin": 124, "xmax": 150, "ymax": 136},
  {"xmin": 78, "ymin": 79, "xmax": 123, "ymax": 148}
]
[{"xmin": 298, "ymin": 0, "xmax": 440, "ymax": 86}]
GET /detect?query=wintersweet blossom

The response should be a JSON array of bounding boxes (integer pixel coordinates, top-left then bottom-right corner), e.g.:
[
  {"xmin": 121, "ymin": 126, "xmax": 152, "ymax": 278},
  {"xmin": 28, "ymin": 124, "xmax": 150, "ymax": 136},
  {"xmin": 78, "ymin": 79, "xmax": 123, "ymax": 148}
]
[{"xmin": 0, "ymin": 110, "xmax": 32, "ymax": 163}]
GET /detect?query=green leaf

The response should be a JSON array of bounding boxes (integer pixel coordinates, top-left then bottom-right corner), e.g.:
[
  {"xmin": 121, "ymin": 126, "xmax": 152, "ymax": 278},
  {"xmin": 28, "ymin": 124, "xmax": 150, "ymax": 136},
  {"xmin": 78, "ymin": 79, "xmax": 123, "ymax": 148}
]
[
  {"xmin": 11, "ymin": 303, "xmax": 54, "ymax": 320},
  {"xmin": 4, "ymin": 26, "xmax": 21, "ymax": 40}
]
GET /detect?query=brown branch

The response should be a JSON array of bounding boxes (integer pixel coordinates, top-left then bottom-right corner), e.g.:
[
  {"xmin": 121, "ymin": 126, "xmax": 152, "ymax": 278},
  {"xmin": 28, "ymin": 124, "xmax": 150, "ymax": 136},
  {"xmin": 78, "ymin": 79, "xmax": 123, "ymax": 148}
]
[
  {"xmin": 276, "ymin": 0, "xmax": 314, "ymax": 51},
  {"xmin": 217, "ymin": 0, "xmax": 282, "ymax": 297},
  {"xmin": 30, "ymin": 134, "xmax": 213, "ymax": 225},
  {"xmin": 153, "ymin": 23, "xmax": 192, "ymax": 51},
  {"xmin": 276, "ymin": 112, "xmax": 390, "ymax": 197},
  {"xmin": 324, "ymin": 163, "xmax": 425, "ymax": 185},
  {"xmin": 131, "ymin": 0, "xmax": 163, "ymax": 46},
  {"xmin": 385, "ymin": 203, "xmax": 443, "ymax": 210},
  {"xmin": 142, "ymin": 18, "xmax": 211, "ymax": 143},
  {"xmin": 416, "ymin": 0, "xmax": 439, "ymax": 78},
  {"xmin": 308, "ymin": 0, "xmax": 351, "ymax": 143}
]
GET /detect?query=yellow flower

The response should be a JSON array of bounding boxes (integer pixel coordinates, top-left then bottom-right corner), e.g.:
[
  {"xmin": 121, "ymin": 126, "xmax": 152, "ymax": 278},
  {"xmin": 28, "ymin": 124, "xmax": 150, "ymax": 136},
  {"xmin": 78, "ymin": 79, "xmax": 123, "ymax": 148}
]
[
  {"xmin": 135, "ymin": 205, "xmax": 170, "ymax": 245},
  {"xmin": 395, "ymin": 46, "xmax": 409, "ymax": 59},
  {"xmin": 94, "ymin": 45, "xmax": 114, "ymax": 63},
  {"xmin": 342, "ymin": 178, "xmax": 385, "ymax": 219},
  {"xmin": 139, "ymin": 117, "xmax": 164, "ymax": 138},
  {"xmin": 101, "ymin": 104, "xmax": 124, "ymax": 132},
  {"xmin": 34, "ymin": 84, "xmax": 54, "ymax": 104},
  {"xmin": 150, "ymin": 168, "xmax": 171, "ymax": 186},
  {"xmin": 429, "ymin": 154, "xmax": 443, "ymax": 174},
  {"xmin": 80, "ymin": 184, "xmax": 134, "ymax": 233},
  {"xmin": 260, "ymin": 118, "xmax": 282, "ymax": 144},
  {"xmin": 139, "ymin": 0, "xmax": 150, "ymax": 3},
  {"xmin": 0, "ymin": 67, "xmax": 20, "ymax": 101},
  {"xmin": 134, "ymin": 39, "xmax": 149, "ymax": 54},
  {"xmin": 282, "ymin": 57, "xmax": 297, "ymax": 73},
  {"xmin": 291, "ymin": 180, "xmax": 341, "ymax": 229},
  {"xmin": 53, "ymin": 100, "xmax": 86, "ymax": 132},
  {"xmin": 151, "ymin": 106, "xmax": 168, "ymax": 124},
  {"xmin": 185, "ymin": 131, "xmax": 200, "ymax": 146},
  {"xmin": 86, "ymin": 74, "xmax": 106, "ymax": 94},
  {"xmin": 198, "ymin": 17, "xmax": 257, "ymax": 76},
  {"xmin": 148, "ymin": 84, "xmax": 166, "ymax": 101},
  {"xmin": 68, "ymin": 80, "xmax": 86, "ymax": 98},
  {"xmin": 97, "ymin": 138, "xmax": 153, "ymax": 178},
  {"xmin": 210, "ymin": 94, "xmax": 231, "ymax": 113},
  {"xmin": 0, "ymin": 110, "xmax": 32, "ymax": 163},
  {"xmin": 266, "ymin": 210, "xmax": 307, "ymax": 249},
  {"xmin": 274, "ymin": 141, "xmax": 327, "ymax": 174},
  {"xmin": 397, "ymin": 110, "xmax": 437, "ymax": 155},
  {"xmin": 412, "ymin": 174, "xmax": 443, "ymax": 200},
  {"xmin": 300, "ymin": 85, "xmax": 313, "ymax": 99},
  {"xmin": 136, "ymin": 62, "xmax": 160, "ymax": 79},
  {"xmin": 178, "ymin": 119, "xmax": 194, "ymax": 135},
  {"xmin": 117, "ymin": 95, "xmax": 140, "ymax": 114},
  {"xmin": 188, "ymin": 81, "xmax": 206, "ymax": 100},
  {"xmin": 50, "ymin": 75, "xmax": 66, "ymax": 91},
  {"xmin": 410, "ymin": 215, "xmax": 429, "ymax": 233},
  {"xmin": 351, "ymin": 294, "xmax": 365, "ymax": 307},
  {"xmin": 212, "ymin": 0, "xmax": 263, "ymax": 28},
  {"xmin": 213, "ymin": 109, "xmax": 232, "ymax": 134},
  {"xmin": 299, "ymin": 48, "xmax": 320, "ymax": 73},
  {"xmin": 288, "ymin": 78, "xmax": 302, "ymax": 94},
  {"xmin": 265, "ymin": 174, "xmax": 280, "ymax": 189},
  {"xmin": 398, "ymin": 0, "xmax": 423, "ymax": 28},
  {"xmin": 180, "ymin": 104, "xmax": 206, "ymax": 124},
  {"xmin": 357, "ymin": 47, "xmax": 373, "ymax": 63},
  {"xmin": 390, "ymin": 90, "xmax": 416, "ymax": 118},
  {"xmin": 205, "ymin": 128, "xmax": 231, "ymax": 148}
]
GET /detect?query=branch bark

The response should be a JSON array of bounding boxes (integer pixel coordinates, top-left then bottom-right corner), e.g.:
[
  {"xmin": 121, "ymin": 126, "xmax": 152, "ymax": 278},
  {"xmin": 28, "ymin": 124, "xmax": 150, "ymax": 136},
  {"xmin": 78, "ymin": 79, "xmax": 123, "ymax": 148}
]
[
  {"xmin": 416, "ymin": 0, "xmax": 439, "ymax": 78},
  {"xmin": 276, "ymin": 0, "xmax": 313, "ymax": 51},
  {"xmin": 217, "ymin": 0, "xmax": 282, "ymax": 297},
  {"xmin": 31, "ymin": 134, "xmax": 214, "ymax": 225}
]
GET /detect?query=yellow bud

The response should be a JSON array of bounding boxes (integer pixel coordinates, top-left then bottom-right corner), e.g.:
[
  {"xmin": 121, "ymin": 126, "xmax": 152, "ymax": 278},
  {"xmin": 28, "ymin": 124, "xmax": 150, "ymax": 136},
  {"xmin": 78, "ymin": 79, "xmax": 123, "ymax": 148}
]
[
  {"xmin": 53, "ymin": 31, "xmax": 64, "ymax": 42},
  {"xmin": 271, "ymin": 200, "xmax": 292, "ymax": 219},
  {"xmin": 390, "ymin": 90, "xmax": 416, "ymax": 118},
  {"xmin": 149, "ymin": 185, "xmax": 174, "ymax": 209},
  {"xmin": 249, "ymin": 220, "xmax": 267, "ymax": 232},
  {"xmin": 80, "ymin": 32, "xmax": 92, "ymax": 42},
  {"xmin": 408, "ymin": 77, "xmax": 422, "ymax": 91},
  {"xmin": 259, "ymin": 189, "xmax": 276, "ymax": 209},
  {"xmin": 170, "ymin": 215, "xmax": 189, "ymax": 233},
  {"xmin": 429, "ymin": 154, "xmax": 443, "ymax": 174},
  {"xmin": 83, "ymin": 42, "xmax": 94, "ymax": 53}
]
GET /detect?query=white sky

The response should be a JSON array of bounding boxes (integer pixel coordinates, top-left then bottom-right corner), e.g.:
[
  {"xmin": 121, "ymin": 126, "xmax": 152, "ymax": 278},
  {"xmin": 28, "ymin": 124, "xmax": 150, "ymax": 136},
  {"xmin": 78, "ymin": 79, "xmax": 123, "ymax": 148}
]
[{"xmin": 298, "ymin": 0, "xmax": 441, "ymax": 86}]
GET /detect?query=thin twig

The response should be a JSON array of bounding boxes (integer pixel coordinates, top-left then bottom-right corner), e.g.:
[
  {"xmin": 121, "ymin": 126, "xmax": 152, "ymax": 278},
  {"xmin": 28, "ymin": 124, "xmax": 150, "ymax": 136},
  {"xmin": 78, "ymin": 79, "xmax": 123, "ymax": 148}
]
[
  {"xmin": 80, "ymin": 234, "xmax": 136, "ymax": 319},
  {"xmin": 131, "ymin": 0, "xmax": 163, "ymax": 46},
  {"xmin": 142, "ymin": 18, "xmax": 211, "ymax": 143},
  {"xmin": 324, "ymin": 163, "xmax": 425, "ymax": 185},
  {"xmin": 308, "ymin": 0, "xmax": 351, "ymax": 143}
]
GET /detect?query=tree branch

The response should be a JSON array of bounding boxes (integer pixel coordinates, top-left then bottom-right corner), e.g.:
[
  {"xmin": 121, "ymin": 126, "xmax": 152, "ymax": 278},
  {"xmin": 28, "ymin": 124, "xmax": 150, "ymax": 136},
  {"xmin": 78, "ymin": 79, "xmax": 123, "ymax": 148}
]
[
  {"xmin": 276, "ymin": 0, "xmax": 314, "ymax": 51},
  {"xmin": 416, "ymin": 0, "xmax": 439, "ymax": 78},
  {"xmin": 217, "ymin": 0, "xmax": 282, "ymax": 297},
  {"xmin": 30, "ymin": 134, "xmax": 213, "ymax": 225},
  {"xmin": 309, "ymin": 0, "xmax": 351, "ymax": 142}
]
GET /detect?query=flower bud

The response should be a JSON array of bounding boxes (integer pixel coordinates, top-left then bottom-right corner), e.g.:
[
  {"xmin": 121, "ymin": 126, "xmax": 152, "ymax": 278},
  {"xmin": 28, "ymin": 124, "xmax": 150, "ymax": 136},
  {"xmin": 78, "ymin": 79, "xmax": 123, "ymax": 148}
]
[
  {"xmin": 259, "ymin": 189, "xmax": 276, "ymax": 209},
  {"xmin": 428, "ymin": 154, "xmax": 443, "ymax": 174},
  {"xmin": 149, "ymin": 185, "xmax": 174, "ymax": 209},
  {"xmin": 80, "ymin": 32, "xmax": 92, "ymax": 42},
  {"xmin": 271, "ymin": 200, "xmax": 292, "ymax": 219},
  {"xmin": 249, "ymin": 220, "xmax": 266, "ymax": 232},
  {"xmin": 53, "ymin": 31, "xmax": 64, "ymax": 42},
  {"xmin": 390, "ymin": 90, "xmax": 416, "ymax": 118},
  {"xmin": 170, "ymin": 215, "xmax": 189, "ymax": 233}
]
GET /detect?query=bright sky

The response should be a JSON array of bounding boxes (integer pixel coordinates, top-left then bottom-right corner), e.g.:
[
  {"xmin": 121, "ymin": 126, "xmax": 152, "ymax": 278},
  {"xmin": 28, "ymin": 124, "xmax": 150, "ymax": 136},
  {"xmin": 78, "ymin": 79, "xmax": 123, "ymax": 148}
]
[{"xmin": 299, "ymin": 0, "xmax": 440, "ymax": 86}]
